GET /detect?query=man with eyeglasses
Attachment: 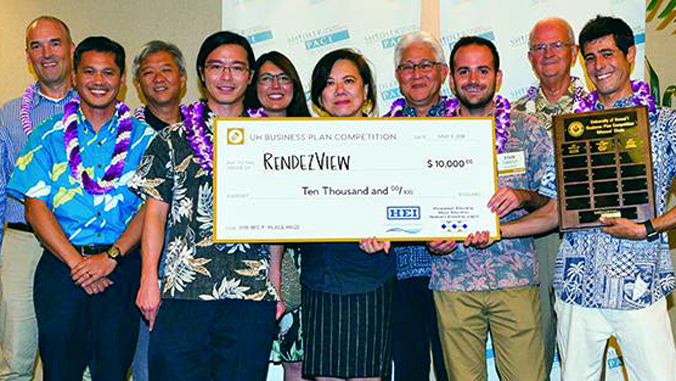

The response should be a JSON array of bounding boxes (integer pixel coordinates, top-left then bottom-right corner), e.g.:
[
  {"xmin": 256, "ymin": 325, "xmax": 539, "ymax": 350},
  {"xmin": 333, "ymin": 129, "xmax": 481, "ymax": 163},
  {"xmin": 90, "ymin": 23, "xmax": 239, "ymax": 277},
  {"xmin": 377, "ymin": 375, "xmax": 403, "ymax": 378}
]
[
  {"xmin": 496, "ymin": 16, "xmax": 676, "ymax": 380},
  {"xmin": 383, "ymin": 30, "xmax": 449, "ymax": 381},
  {"xmin": 131, "ymin": 31, "xmax": 279, "ymax": 381},
  {"xmin": 512, "ymin": 16, "xmax": 586, "ymax": 379}
]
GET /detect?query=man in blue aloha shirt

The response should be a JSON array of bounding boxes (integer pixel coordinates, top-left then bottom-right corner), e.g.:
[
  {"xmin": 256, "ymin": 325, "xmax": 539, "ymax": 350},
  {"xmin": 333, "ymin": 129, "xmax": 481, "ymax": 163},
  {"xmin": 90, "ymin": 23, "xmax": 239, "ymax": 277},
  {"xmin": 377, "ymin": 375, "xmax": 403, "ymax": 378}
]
[
  {"xmin": 501, "ymin": 15, "xmax": 676, "ymax": 381},
  {"xmin": 7, "ymin": 36, "xmax": 155, "ymax": 381}
]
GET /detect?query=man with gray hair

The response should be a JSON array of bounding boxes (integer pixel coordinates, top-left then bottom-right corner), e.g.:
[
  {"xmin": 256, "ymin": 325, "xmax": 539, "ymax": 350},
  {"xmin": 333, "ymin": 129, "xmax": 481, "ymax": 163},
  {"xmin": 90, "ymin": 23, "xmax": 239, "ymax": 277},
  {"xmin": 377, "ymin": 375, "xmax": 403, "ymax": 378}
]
[
  {"xmin": 512, "ymin": 16, "xmax": 586, "ymax": 379},
  {"xmin": 384, "ymin": 30, "xmax": 449, "ymax": 381},
  {"xmin": 130, "ymin": 40, "xmax": 187, "ymax": 381},
  {"xmin": 0, "ymin": 15, "xmax": 76, "ymax": 381},
  {"xmin": 132, "ymin": 40, "xmax": 187, "ymax": 130}
]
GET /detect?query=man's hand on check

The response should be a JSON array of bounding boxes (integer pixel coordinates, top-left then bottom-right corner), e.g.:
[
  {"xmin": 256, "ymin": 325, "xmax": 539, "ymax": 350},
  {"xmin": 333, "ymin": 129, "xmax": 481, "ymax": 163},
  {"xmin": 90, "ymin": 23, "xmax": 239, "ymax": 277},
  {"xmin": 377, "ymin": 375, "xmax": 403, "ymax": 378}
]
[
  {"xmin": 427, "ymin": 240, "xmax": 458, "ymax": 255},
  {"xmin": 359, "ymin": 238, "xmax": 390, "ymax": 254},
  {"xmin": 463, "ymin": 231, "xmax": 495, "ymax": 249}
]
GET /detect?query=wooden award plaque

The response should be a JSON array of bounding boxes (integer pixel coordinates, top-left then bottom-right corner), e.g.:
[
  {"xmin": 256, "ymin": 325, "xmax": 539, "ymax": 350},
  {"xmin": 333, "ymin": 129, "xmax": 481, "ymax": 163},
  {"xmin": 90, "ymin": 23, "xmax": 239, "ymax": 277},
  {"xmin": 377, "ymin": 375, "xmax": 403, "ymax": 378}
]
[{"xmin": 552, "ymin": 106, "xmax": 655, "ymax": 231}]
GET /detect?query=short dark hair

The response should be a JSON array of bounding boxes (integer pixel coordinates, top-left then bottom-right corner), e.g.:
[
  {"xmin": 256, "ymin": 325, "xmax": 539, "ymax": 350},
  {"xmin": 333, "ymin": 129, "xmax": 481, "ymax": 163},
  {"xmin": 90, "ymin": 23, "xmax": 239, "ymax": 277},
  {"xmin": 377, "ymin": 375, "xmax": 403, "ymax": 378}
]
[
  {"xmin": 311, "ymin": 49, "xmax": 377, "ymax": 116},
  {"xmin": 579, "ymin": 15, "xmax": 634, "ymax": 56},
  {"xmin": 196, "ymin": 31, "xmax": 255, "ymax": 88},
  {"xmin": 449, "ymin": 36, "xmax": 500, "ymax": 72},
  {"xmin": 74, "ymin": 36, "xmax": 126, "ymax": 74},
  {"xmin": 245, "ymin": 51, "xmax": 311, "ymax": 117}
]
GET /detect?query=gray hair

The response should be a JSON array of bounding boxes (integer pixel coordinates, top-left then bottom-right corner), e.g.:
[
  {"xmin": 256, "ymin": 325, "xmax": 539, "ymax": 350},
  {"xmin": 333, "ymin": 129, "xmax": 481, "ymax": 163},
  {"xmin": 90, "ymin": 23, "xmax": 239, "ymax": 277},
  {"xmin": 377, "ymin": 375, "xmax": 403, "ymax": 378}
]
[
  {"xmin": 529, "ymin": 17, "xmax": 575, "ymax": 47},
  {"xmin": 394, "ymin": 31, "xmax": 446, "ymax": 66},
  {"xmin": 132, "ymin": 40, "xmax": 186, "ymax": 81}
]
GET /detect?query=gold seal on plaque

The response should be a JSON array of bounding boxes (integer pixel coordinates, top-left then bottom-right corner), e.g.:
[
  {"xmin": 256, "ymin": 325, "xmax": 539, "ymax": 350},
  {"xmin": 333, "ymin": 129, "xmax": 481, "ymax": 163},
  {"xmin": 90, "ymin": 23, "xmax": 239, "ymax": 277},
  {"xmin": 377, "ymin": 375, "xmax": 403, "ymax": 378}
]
[{"xmin": 568, "ymin": 121, "xmax": 585, "ymax": 137}]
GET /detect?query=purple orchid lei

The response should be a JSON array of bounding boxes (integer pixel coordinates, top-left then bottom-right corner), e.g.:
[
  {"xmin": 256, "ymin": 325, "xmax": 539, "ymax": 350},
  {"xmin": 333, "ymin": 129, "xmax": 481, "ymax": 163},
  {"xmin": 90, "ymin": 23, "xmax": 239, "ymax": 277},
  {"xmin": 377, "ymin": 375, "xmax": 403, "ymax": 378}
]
[
  {"xmin": 446, "ymin": 94, "xmax": 511, "ymax": 154},
  {"xmin": 386, "ymin": 95, "xmax": 510, "ymax": 153},
  {"xmin": 133, "ymin": 104, "xmax": 189, "ymax": 124},
  {"xmin": 574, "ymin": 80, "xmax": 656, "ymax": 113},
  {"xmin": 20, "ymin": 83, "xmax": 38, "ymax": 135},
  {"xmin": 63, "ymin": 95, "xmax": 133, "ymax": 195},
  {"xmin": 184, "ymin": 101, "xmax": 267, "ymax": 172}
]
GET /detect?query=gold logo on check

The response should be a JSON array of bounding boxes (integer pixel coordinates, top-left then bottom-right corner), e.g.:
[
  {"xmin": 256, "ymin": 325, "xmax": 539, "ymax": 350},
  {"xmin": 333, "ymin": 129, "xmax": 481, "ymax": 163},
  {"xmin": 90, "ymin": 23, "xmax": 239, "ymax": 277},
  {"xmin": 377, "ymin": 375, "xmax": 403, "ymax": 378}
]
[{"xmin": 227, "ymin": 128, "xmax": 245, "ymax": 145}]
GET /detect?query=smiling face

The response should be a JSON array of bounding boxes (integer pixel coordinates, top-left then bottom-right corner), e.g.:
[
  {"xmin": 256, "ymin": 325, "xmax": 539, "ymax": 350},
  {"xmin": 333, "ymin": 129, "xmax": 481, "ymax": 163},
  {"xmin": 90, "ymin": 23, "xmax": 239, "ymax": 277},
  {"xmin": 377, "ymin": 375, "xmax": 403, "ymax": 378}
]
[
  {"xmin": 74, "ymin": 50, "xmax": 124, "ymax": 114},
  {"xmin": 201, "ymin": 44, "xmax": 252, "ymax": 113},
  {"xmin": 137, "ymin": 50, "xmax": 186, "ymax": 108},
  {"xmin": 582, "ymin": 34, "xmax": 635, "ymax": 106},
  {"xmin": 320, "ymin": 59, "xmax": 366, "ymax": 117},
  {"xmin": 25, "ymin": 19, "xmax": 74, "ymax": 90},
  {"xmin": 449, "ymin": 44, "xmax": 502, "ymax": 115},
  {"xmin": 395, "ymin": 42, "xmax": 448, "ymax": 112},
  {"xmin": 256, "ymin": 61, "xmax": 294, "ymax": 116},
  {"xmin": 528, "ymin": 19, "xmax": 577, "ymax": 83}
]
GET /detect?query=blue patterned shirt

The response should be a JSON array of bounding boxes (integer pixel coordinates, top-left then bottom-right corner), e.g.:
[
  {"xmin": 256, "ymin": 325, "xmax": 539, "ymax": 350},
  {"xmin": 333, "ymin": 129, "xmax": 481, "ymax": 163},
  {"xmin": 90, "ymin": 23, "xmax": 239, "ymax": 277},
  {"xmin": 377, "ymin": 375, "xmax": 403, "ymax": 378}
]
[
  {"xmin": 7, "ymin": 107, "xmax": 155, "ymax": 246},
  {"xmin": 550, "ymin": 97, "xmax": 676, "ymax": 310},
  {"xmin": 384, "ymin": 98, "xmax": 450, "ymax": 279},
  {"xmin": 0, "ymin": 86, "xmax": 76, "ymax": 225},
  {"xmin": 430, "ymin": 110, "xmax": 557, "ymax": 292}
]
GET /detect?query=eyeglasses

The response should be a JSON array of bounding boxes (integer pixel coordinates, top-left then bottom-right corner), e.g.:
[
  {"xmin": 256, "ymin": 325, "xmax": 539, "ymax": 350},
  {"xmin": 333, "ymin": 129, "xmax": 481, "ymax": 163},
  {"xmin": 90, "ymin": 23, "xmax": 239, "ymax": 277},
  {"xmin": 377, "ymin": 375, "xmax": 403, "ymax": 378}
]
[
  {"xmin": 204, "ymin": 63, "xmax": 250, "ymax": 77},
  {"xmin": 530, "ymin": 41, "xmax": 573, "ymax": 53},
  {"xmin": 258, "ymin": 73, "xmax": 292, "ymax": 86},
  {"xmin": 397, "ymin": 60, "xmax": 442, "ymax": 75}
]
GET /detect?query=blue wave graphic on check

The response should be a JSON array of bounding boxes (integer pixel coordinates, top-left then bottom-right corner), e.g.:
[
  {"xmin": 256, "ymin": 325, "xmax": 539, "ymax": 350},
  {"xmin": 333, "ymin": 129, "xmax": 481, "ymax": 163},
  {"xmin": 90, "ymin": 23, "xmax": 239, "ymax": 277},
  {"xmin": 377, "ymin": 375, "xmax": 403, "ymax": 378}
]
[{"xmin": 386, "ymin": 227, "xmax": 422, "ymax": 234}]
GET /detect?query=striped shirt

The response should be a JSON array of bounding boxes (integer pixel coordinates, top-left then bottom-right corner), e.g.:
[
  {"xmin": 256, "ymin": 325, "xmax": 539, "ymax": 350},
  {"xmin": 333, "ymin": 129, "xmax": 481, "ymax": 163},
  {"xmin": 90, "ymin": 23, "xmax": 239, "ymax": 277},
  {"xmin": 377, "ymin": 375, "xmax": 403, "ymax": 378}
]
[{"xmin": 0, "ymin": 85, "xmax": 75, "ymax": 226}]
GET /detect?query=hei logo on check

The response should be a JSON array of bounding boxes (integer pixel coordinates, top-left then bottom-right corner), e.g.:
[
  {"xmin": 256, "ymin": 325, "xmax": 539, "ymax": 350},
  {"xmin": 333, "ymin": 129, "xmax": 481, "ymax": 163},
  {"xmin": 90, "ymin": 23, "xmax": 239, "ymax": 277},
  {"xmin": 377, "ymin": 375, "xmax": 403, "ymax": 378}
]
[
  {"xmin": 387, "ymin": 206, "xmax": 420, "ymax": 220},
  {"xmin": 227, "ymin": 128, "xmax": 245, "ymax": 145}
]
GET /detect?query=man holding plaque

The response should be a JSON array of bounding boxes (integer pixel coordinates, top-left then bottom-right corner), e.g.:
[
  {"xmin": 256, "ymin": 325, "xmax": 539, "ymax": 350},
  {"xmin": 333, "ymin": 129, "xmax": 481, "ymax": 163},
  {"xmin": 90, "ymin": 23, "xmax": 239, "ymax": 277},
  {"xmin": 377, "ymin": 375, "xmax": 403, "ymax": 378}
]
[
  {"xmin": 512, "ymin": 16, "xmax": 585, "ymax": 377},
  {"xmin": 383, "ymin": 30, "xmax": 449, "ymax": 381},
  {"xmin": 131, "ymin": 31, "xmax": 279, "ymax": 381},
  {"xmin": 428, "ymin": 36, "xmax": 556, "ymax": 381},
  {"xmin": 498, "ymin": 15, "xmax": 676, "ymax": 381},
  {"xmin": 559, "ymin": 15, "xmax": 676, "ymax": 380}
]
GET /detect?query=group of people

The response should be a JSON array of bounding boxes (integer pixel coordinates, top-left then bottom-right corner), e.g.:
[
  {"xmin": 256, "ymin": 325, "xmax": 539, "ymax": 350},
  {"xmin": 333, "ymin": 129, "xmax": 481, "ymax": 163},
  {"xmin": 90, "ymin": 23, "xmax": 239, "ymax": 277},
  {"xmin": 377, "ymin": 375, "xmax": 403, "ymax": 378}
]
[{"xmin": 0, "ymin": 11, "xmax": 675, "ymax": 381}]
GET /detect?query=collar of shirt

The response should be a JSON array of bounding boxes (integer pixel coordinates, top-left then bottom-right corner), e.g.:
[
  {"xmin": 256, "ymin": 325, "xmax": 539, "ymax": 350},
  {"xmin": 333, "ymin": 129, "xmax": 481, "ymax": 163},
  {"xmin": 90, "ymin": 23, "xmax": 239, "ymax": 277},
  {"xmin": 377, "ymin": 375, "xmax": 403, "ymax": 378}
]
[
  {"xmin": 34, "ymin": 83, "xmax": 75, "ymax": 107},
  {"xmin": 401, "ymin": 98, "xmax": 448, "ymax": 117},
  {"xmin": 532, "ymin": 76, "xmax": 584, "ymax": 115},
  {"xmin": 76, "ymin": 107, "xmax": 120, "ymax": 137},
  {"xmin": 144, "ymin": 106, "xmax": 171, "ymax": 131}
]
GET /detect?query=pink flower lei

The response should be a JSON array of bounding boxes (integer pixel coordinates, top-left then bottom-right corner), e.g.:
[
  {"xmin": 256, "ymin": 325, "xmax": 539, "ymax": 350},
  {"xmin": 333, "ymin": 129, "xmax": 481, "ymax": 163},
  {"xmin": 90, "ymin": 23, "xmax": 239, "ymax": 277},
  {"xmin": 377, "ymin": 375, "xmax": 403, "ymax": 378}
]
[
  {"xmin": 20, "ymin": 83, "xmax": 38, "ymax": 135},
  {"xmin": 184, "ymin": 101, "xmax": 267, "ymax": 172},
  {"xmin": 133, "ymin": 104, "xmax": 189, "ymax": 124},
  {"xmin": 574, "ymin": 80, "xmax": 656, "ymax": 113},
  {"xmin": 445, "ymin": 94, "xmax": 511, "ymax": 154},
  {"xmin": 63, "ymin": 96, "xmax": 133, "ymax": 195}
]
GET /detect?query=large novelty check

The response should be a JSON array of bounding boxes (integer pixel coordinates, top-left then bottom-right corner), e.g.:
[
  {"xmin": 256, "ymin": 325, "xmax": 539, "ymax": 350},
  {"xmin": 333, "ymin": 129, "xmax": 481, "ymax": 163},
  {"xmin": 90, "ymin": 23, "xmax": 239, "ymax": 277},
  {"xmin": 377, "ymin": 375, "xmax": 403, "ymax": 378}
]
[{"xmin": 213, "ymin": 117, "xmax": 500, "ymax": 242}]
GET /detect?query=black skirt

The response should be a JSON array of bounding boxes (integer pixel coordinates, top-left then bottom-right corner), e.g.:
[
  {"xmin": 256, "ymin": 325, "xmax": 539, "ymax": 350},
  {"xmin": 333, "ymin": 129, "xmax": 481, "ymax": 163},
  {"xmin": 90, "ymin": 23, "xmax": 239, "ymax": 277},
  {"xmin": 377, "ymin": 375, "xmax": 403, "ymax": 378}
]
[{"xmin": 302, "ymin": 279, "xmax": 394, "ymax": 378}]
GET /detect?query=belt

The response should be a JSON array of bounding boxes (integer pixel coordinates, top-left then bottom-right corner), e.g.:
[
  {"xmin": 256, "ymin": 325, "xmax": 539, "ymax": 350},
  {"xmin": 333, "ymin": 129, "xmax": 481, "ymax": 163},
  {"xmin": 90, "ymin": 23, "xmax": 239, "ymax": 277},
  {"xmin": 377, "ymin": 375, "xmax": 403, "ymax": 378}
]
[
  {"xmin": 72, "ymin": 245, "xmax": 113, "ymax": 255},
  {"xmin": 7, "ymin": 222, "xmax": 33, "ymax": 233}
]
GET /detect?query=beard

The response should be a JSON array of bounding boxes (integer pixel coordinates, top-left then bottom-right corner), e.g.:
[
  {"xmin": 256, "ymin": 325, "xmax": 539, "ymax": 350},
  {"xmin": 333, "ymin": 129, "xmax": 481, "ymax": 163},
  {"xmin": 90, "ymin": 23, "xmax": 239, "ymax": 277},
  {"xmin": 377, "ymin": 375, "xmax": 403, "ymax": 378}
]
[{"xmin": 454, "ymin": 83, "xmax": 495, "ymax": 112}]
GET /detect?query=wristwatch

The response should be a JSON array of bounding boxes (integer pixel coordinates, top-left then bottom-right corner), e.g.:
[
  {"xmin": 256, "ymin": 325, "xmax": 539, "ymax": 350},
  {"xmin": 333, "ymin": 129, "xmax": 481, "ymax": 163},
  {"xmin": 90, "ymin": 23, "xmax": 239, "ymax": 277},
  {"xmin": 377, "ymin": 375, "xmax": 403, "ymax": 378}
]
[
  {"xmin": 642, "ymin": 220, "xmax": 660, "ymax": 242},
  {"xmin": 106, "ymin": 245, "xmax": 123, "ymax": 262}
]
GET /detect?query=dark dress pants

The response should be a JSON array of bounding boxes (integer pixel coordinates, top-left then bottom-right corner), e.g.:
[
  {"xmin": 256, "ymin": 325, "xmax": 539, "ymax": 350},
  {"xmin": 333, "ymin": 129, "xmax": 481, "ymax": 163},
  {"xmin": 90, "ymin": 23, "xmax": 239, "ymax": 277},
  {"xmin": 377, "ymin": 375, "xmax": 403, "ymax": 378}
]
[
  {"xmin": 149, "ymin": 298, "xmax": 277, "ymax": 381},
  {"xmin": 33, "ymin": 249, "xmax": 141, "ymax": 381},
  {"xmin": 392, "ymin": 276, "xmax": 449, "ymax": 381}
]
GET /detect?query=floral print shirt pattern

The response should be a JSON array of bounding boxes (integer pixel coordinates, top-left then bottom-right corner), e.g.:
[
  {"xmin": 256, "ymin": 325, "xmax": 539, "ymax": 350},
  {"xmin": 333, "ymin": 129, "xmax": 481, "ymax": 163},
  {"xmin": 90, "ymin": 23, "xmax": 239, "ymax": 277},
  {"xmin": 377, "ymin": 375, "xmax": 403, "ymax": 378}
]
[
  {"xmin": 130, "ymin": 117, "xmax": 278, "ymax": 302},
  {"xmin": 513, "ymin": 77, "xmax": 587, "ymax": 137},
  {"xmin": 7, "ymin": 110, "xmax": 154, "ymax": 245},
  {"xmin": 549, "ymin": 97, "xmax": 676, "ymax": 310},
  {"xmin": 430, "ymin": 110, "xmax": 557, "ymax": 292}
]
